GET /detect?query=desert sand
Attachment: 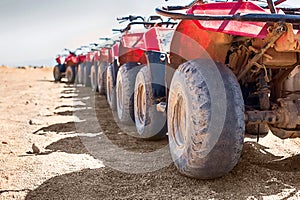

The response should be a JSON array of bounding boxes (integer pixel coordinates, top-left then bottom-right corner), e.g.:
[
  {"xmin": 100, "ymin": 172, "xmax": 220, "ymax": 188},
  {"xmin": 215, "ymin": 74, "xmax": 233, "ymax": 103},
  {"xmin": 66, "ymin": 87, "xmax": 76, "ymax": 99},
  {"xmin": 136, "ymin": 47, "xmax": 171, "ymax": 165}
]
[{"xmin": 0, "ymin": 67, "xmax": 300, "ymax": 200}]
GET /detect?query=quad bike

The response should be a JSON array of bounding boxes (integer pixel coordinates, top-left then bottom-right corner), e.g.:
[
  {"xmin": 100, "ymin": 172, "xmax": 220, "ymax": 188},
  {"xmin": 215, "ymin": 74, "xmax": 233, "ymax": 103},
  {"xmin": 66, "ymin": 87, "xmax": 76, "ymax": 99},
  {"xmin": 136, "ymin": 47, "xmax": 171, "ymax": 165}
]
[
  {"xmin": 90, "ymin": 39, "xmax": 117, "ymax": 93},
  {"xmin": 64, "ymin": 49, "xmax": 81, "ymax": 84},
  {"xmin": 82, "ymin": 45, "xmax": 96, "ymax": 87},
  {"xmin": 147, "ymin": 0, "xmax": 300, "ymax": 179},
  {"xmin": 106, "ymin": 15, "xmax": 177, "ymax": 140},
  {"xmin": 53, "ymin": 49, "xmax": 80, "ymax": 84},
  {"xmin": 53, "ymin": 53, "xmax": 67, "ymax": 82},
  {"xmin": 76, "ymin": 48, "xmax": 88, "ymax": 85}
]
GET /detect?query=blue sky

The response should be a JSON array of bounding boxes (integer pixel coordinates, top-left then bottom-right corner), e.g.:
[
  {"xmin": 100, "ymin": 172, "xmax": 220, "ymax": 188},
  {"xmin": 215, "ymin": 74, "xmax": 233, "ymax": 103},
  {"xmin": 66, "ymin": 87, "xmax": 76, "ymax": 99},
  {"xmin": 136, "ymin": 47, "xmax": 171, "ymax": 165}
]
[{"xmin": 0, "ymin": 0, "xmax": 299, "ymax": 66}]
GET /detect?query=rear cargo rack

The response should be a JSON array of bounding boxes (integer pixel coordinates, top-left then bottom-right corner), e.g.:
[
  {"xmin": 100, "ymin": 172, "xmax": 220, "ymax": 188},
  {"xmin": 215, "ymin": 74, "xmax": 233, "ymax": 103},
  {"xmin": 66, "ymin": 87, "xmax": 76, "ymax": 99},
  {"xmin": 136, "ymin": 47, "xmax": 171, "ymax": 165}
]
[{"xmin": 156, "ymin": 7, "xmax": 300, "ymax": 24}]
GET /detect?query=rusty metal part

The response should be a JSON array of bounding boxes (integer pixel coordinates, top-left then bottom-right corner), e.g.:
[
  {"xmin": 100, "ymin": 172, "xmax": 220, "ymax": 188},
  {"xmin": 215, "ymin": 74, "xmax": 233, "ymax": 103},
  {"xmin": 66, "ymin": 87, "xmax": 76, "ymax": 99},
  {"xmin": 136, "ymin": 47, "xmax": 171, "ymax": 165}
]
[
  {"xmin": 275, "ymin": 23, "xmax": 300, "ymax": 52},
  {"xmin": 284, "ymin": 66, "xmax": 300, "ymax": 99},
  {"xmin": 237, "ymin": 23, "xmax": 287, "ymax": 80},
  {"xmin": 269, "ymin": 126, "xmax": 300, "ymax": 139},
  {"xmin": 246, "ymin": 97, "xmax": 300, "ymax": 139},
  {"xmin": 275, "ymin": 98, "xmax": 300, "ymax": 129},
  {"xmin": 270, "ymin": 67, "xmax": 295, "ymax": 100},
  {"xmin": 262, "ymin": 48, "xmax": 298, "ymax": 67},
  {"xmin": 246, "ymin": 110, "xmax": 277, "ymax": 125},
  {"xmin": 228, "ymin": 44, "xmax": 250, "ymax": 75}
]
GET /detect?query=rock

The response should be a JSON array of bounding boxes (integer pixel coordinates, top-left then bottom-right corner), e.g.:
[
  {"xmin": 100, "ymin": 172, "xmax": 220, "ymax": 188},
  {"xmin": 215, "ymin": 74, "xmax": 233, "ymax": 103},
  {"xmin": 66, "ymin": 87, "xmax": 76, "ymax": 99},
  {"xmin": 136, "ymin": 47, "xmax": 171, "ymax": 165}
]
[
  {"xmin": 32, "ymin": 143, "xmax": 41, "ymax": 154},
  {"xmin": 2, "ymin": 141, "xmax": 8, "ymax": 145},
  {"xmin": 29, "ymin": 120, "xmax": 33, "ymax": 125}
]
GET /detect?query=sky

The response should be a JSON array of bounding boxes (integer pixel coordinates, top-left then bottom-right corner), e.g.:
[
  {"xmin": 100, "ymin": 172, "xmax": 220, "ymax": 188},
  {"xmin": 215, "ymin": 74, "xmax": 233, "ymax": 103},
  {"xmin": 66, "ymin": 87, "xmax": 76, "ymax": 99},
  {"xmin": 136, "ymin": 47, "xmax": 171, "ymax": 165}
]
[{"xmin": 0, "ymin": 0, "xmax": 299, "ymax": 67}]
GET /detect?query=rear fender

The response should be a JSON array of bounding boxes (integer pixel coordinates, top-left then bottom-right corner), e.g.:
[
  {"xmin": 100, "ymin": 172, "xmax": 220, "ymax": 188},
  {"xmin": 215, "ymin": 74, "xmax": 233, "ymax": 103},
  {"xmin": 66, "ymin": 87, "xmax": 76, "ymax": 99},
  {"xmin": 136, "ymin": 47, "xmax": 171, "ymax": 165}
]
[
  {"xmin": 118, "ymin": 43, "xmax": 147, "ymax": 66},
  {"xmin": 167, "ymin": 20, "xmax": 233, "ymax": 88}
]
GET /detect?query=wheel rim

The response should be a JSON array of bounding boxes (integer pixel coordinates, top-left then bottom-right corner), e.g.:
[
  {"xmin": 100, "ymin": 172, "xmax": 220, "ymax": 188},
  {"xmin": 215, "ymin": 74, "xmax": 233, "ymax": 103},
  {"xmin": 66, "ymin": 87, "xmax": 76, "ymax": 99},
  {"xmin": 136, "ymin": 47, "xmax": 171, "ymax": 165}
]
[
  {"xmin": 136, "ymin": 83, "xmax": 146, "ymax": 126},
  {"xmin": 117, "ymin": 80, "xmax": 123, "ymax": 112},
  {"xmin": 107, "ymin": 72, "xmax": 112, "ymax": 102},
  {"xmin": 172, "ymin": 94, "xmax": 187, "ymax": 148}
]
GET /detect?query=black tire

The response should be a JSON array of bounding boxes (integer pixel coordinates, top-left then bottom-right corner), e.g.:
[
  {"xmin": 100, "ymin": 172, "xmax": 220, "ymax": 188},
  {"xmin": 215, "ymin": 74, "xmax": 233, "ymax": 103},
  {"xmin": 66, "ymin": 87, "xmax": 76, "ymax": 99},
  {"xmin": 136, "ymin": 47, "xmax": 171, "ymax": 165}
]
[
  {"xmin": 53, "ymin": 65, "xmax": 61, "ymax": 82},
  {"xmin": 106, "ymin": 65, "xmax": 117, "ymax": 110},
  {"xmin": 66, "ymin": 66, "xmax": 76, "ymax": 84},
  {"xmin": 246, "ymin": 123, "xmax": 269, "ymax": 135},
  {"xmin": 168, "ymin": 59, "xmax": 245, "ymax": 179},
  {"xmin": 84, "ymin": 62, "xmax": 92, "ymax": 87},
  {"xmin": 97, "ymin": 62, "xmax": 108, "ymax": 95},
  {"xmin": 116, "ymin": 63, "xmax": 141, "ymax": 125},
  {"xmin": 91, "ymin": 61, "xmax": 98, "ymax": 92},
  {"xmin": 134, "ymin": 66, "xmax": 167, "ymax": 140},
  {"xmin": 77, "ymin": 63, "xmax": 84, "ymax": 84}
]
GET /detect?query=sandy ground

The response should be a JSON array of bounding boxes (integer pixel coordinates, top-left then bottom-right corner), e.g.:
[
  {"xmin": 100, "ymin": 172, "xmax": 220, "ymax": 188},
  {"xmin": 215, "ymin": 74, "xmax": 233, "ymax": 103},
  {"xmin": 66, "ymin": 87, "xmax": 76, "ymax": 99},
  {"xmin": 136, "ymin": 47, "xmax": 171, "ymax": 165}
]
[{"xmin": 0, "ymin": 67, "xmax": 300, "ymax": 200}]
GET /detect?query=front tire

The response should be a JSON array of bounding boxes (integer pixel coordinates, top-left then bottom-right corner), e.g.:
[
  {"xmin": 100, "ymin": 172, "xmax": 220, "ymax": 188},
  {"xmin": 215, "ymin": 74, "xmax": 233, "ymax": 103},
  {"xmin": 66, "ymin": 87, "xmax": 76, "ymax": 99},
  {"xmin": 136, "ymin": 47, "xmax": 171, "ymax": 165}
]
[
  {"xmin": 106, "ymin": 65, "xmax": 117, "ymax": 110},
  {"xmin": 168, "ymin": 59, "xmax": 245, "ymax": 179},
  {"xmin": 91, "ymin": 62, "xmax": 98, "ymax": 92},
  {"xmin": 116, "ymin": 63, "xmax": 141, "ymax": 125},
  {"xmin": 84, "ymin": 62, "xmax": 92, "ymax": 87},
  {"xmin": 53, "ymin": 65, "xmax": 61, "ymax": 82},
  {"xmin": 97, "ymin": 62, "xmax": 108, "ymax": 95},
  {"xmin": 134, "ymin": 66, "xmax": 167, "ymax": 140},
  {"xmin": 66, "ymin": 66, "xmax": 76, "ymax": 84}
]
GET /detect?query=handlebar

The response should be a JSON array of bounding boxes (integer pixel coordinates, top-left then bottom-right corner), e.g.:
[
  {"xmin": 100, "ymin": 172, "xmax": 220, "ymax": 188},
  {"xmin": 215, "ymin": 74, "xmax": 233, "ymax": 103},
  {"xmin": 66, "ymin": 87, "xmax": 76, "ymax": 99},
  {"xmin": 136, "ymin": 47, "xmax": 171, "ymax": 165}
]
[
  {"xmin": 112, "ymin": 21, "xmax": 177, "ymax": 33},
  {"xmin": 117, "ymin": 15, "xmax": 145, "ymax": 23},
  {"xmin": 162, "ymin": 0, "xmax": 201, "ymax": 11}
]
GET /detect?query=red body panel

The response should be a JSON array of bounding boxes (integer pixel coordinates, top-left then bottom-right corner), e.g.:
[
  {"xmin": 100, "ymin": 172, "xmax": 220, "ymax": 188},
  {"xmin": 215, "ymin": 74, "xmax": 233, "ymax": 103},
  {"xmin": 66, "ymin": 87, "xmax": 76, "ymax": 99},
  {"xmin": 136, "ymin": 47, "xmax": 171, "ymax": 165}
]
[
  {"xmin": 98, "ymin": 48, "xmax": 109, "ymax": 62},
  {"xmin": 78, "ymin": 55, "xmax": 86, "ymax": 63},
  {"xmin": 56, "ymin": 56, "xmax": 63, "ymax": 64},
  {"xmin": 86, "ymin": 52, "xmax": 94, "ymax": 62},
  {"xmin": 109, "ymin": 43, "xmax": 119, "ymax": 64},
  {"xmin": 188, "ymin": 1, "xmax": 269, "ymax": 38},
  {"xmin": 93, "ymin": 51, "xmax": 100, "ymax": 62},
  {"xmin": 65, "ymin": 54, "xmax": 79, "ymax": 66},
  {"xmin": 118, "ymin": 27, "xmax": 175, "ymax": 65}
]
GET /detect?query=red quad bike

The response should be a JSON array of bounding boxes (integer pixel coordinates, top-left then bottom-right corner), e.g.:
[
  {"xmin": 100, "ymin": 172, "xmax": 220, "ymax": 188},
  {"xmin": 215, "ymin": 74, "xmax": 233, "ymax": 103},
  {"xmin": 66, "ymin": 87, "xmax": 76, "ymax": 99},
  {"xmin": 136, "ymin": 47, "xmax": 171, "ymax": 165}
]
[
  {"xmin": 76, "ymin": 48, "xmax": 88, "ymax": 85},
  {"xmin": 106, "ymin": 15, "xmax": 177, "ymax": 139},
  {"xmin": 64, "ymin": 49, "xmax": 81, "ymax": 84},
  {"xmin": 90, "ymin": 38, "xmax": 117, "ymax": 93},
  {"xmin": 83, "ymin": 45, "xmax": 96, "ymax": 87},
  {"xmin": 150, "ymin": 0, "xmax": 300, "ymax": 179},
  {"xmin": 53, "ymin": 49, "xmax": 80, "ymax": 84},
  {"xmin": 53, "ymin": 53, "xmax": 67, "ymax": 82},
  {"xmin": 76, "ymin": 45, "xmax": 96, "ymax": 87}
]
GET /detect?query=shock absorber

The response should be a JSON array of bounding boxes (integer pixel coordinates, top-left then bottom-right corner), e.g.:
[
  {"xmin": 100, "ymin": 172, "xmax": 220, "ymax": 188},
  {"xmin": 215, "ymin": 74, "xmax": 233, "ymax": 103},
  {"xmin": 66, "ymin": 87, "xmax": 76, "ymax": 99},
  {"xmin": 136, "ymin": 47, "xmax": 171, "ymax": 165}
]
[
  {"xmin": 258, "ymin": 71, "xmax": 271, "ymax": 111},
  {"xmin": 256, "ymin": 71, "xmax": 271, "ymax": 141}
]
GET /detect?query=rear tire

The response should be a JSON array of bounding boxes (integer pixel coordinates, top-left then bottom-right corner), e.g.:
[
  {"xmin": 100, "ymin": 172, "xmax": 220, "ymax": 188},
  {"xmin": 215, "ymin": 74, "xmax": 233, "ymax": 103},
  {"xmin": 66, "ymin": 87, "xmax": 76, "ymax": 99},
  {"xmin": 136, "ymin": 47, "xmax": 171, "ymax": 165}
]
[
  {"xmin": 84, "ymin": 62, "xmax": 91, "ymax": 87},
  {"xmin": 134, "ymin": 66, "xmax": 167, "ymax": 140},
  {"xmin": 106, "ymin": 65, "xmax": 117, "ymax": 110},
  {"xmin": 66, "ymin": 66, "xmax": 76, "ymax": 84},
  {"xmin": 98, "ymin": 62, "xmax": 108, "ymax": 95},
  {"xmin": 53, "ymin": 65, "xmax": 61, "ymax": 82},
  {"xmin": 116, "ymin": 62, "xmax": 141, "ymax": 125},
  {"xmin": 168, "ymin": 59, "xmax": 245, "ymax": 179},
  {"xmin": 91, "ymin": 62, "xmax": 98, "ymax": 92}
]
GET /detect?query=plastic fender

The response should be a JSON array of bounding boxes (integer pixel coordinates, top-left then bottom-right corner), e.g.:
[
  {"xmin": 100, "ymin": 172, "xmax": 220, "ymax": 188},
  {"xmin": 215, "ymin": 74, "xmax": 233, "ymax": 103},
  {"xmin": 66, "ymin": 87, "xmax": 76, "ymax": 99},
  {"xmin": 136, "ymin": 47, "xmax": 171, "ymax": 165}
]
[
  {"xmin": 118, "ymin": 43, "xmax": 147, "ymax": 66},
  {"xmin": 145, "ymin": 51, "xmax": 167, "ymax": 99},
  {"xmin": 188, "ymin": 1, "xmax": 268, "ymax": 38}
]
